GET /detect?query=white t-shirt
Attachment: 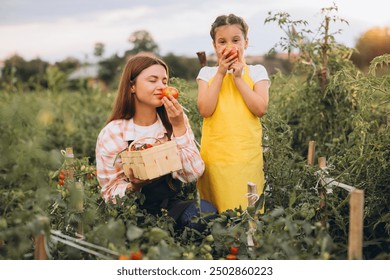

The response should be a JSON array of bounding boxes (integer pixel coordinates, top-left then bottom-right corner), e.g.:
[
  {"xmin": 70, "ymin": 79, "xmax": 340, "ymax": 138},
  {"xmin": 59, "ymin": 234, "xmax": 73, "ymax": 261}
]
[{"xmin": 197, "ymin": 65, "xmax": 270, "ymax": 85}]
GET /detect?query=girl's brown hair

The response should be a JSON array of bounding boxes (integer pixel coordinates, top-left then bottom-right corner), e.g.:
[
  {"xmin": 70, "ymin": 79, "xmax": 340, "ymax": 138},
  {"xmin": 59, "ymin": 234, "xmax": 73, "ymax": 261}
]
[
  {"xmin": 210, "ymin": 14, "xmax": 248, "ymax": 42},
  {"xmin": 106, "ymin": 55, "xmax": 173, "ymax": 136}
]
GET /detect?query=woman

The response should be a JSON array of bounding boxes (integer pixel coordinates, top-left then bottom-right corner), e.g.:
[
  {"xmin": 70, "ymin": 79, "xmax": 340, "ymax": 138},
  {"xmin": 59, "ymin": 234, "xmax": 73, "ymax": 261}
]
[{"xmin": 96, "ymin": 54, "xmax": 216, "ymax": 229}]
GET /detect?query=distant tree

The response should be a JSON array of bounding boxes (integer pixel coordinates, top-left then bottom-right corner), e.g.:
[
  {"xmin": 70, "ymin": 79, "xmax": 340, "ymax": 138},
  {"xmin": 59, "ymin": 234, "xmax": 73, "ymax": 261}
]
[
  {"xmin": 55, "ymin": 57, "xmax": 81, "ymax": 74},
  {"xmin": 351, "ymin": 26, "xmax": 390, "ymax": 68},
  {"xmin": 162, "ymin": 53, "xmax": 200, "ymax": 80},
  {"xmin": 126, "ymin": 30, "xmax": 159, "ymax": 55},
  {"xmin": 1, "ymin": 55, "xmax": 49, "ymax": 89},
  {"xmin": 94, "ymin": 42, "xmax": 105, "ymax": 60},
  {"xmin": 98, "ymin": 53, "xmax": 124, "ymax": 88}
]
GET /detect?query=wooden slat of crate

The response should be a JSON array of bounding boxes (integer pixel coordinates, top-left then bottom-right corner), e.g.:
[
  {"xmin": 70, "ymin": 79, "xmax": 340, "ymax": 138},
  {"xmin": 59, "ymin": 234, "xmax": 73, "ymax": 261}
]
[{"xmin": 121, "ymin": 141, "xmax": 182, "ymax": 180}]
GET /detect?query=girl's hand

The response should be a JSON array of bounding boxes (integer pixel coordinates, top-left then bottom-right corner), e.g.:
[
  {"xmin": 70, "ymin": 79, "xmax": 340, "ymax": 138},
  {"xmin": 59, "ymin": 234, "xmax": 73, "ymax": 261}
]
[
  {"xmin": 230, "ymin": 60, "xmax": 245, "ymax": 77},
  {"xmin": 161, "ymin": 95, "xmax": 186, "ymax": 136},
  {"xmin": 222, "ymin": 46, "xmax": 244, "ymax": 76},
  {"xmin": 217, "ymin": 47, "xmax": 238, "ymax": 75}
]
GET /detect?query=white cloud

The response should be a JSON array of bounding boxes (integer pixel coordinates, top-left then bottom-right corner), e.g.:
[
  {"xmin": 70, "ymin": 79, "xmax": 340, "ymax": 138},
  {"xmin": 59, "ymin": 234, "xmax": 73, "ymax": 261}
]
[{"xmin": 0, "ymin": 0, "xmax": 389, "ymax": 62}]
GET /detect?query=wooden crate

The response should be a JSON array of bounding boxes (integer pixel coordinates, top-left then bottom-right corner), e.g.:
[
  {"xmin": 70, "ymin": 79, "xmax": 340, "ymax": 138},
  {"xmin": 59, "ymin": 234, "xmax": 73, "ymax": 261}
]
[{"xmin": 121, "ymin": 140, "xmax": 182, "ymax": 180}]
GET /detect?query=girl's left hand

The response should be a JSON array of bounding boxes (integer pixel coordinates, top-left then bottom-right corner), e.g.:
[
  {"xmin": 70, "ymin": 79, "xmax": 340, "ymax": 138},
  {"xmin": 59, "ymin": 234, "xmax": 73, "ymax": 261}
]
[
  {"xmin": 230, "ymin": 60, "xmax": 245, "ymax": 77},
  {"xmin": 229, "ymin": 49, "xmax": 245, "ymax": 78}
]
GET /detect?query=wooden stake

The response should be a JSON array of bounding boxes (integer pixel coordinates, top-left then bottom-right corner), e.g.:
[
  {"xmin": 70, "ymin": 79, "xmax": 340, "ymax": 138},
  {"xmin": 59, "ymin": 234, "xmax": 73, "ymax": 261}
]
[
  {"xmin": 318, "ymin": 157, "xmax": 327, "ymax": 226},
  {"xmin": 307, "ymin": 141, "xmax": 316, "ymax": 166},
  {"xmin": 65, "ymin": 147, "xmax": 75, "ymax": 182},
  {"xmin": 34, "ymin": 234, "xmax": 48, "ymax": 260},
  {"xmin": 196, "ymin": 51, "xmax": 207, "ymax": 67},
  {"xmin": 318, "ymin": 157, "xmax": 327, "ymax": 169},
  {"xmin": 247, "ymin": 182, "xmax": 258, "ymax": 247},
  {"xmin": 320, "ymin": 16, "xmax": 330, "ymax": 91},
  {"xmin": 74, "ymin": 182, "xmax": 84, "ymax": 237},
  {"xmin": 348, "ymin": 189, "xmax": 364, "ymax": 260},
  {"xmin": 247, "ymin": 182, "xmax": 258, "ymax": 208}
]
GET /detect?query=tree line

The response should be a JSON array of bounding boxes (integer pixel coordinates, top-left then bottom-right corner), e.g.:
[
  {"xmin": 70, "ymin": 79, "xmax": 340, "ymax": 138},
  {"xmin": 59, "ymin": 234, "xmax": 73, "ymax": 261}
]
[{"xmin": 1, "ymin": 27, "xmax": 389, "ymax": 92}]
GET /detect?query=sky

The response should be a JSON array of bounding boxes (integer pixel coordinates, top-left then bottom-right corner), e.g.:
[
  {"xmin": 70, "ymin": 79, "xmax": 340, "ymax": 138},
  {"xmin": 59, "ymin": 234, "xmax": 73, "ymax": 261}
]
[{"xmin": 1, "ymin": 0, "xmax": 389, "ymax": 63}]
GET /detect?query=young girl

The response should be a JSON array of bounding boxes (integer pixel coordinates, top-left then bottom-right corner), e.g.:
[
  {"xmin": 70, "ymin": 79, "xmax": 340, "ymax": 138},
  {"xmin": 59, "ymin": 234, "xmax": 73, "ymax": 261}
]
[
  {"xmin": 196, "ymin": 14, "xmax": 270, "ymax": 213},
  {"xmin": 96, "ymin": 54, "xmax": 216, "ymax": 229}
]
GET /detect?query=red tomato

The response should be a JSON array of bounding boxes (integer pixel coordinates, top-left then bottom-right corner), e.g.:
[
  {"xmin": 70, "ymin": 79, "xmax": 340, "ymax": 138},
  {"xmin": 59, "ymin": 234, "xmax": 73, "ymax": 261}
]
[
  {"xmin": 230, "ymin": 246, "xmax": 239, "ymax": 255},
  {"xmin": 130, "ymin": 251, "xmax": 143, "ymax": 260},
  {"xmin": 225, "ymin": 45, "xmax": 238, "ymax": 59},
  {"xmin": 161, "ymin": 86, "xmax": 179, "ymax": 99},
  {"xmin": 118, "ymin": 255, "xmax": 130, "ymax": 260},
  {"xmin": 58, "ymin": 179, "xmax": 65, "ymax": 186},
  {"xmin": 59, "ymin": 171, "xmax": 65, "ymax": 180},
  {"xmin": 226, "ymin": 254, "xmax": 237, "ymax": 260}
]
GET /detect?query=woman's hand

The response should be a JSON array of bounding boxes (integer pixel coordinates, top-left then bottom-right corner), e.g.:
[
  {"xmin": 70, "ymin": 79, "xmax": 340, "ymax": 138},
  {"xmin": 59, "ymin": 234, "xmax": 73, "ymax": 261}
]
[
  {"xmin": 126, "ymin": 168, "xmax": 155, "ymax": 192},
  {"xmin": 161, "ymin": 95, "xmax": 186, "ymax": 136}
]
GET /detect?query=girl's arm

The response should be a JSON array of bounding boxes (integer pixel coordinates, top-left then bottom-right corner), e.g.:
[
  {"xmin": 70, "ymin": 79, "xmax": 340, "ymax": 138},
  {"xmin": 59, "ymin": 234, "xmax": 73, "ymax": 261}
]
[
  {"xmin": 197, "ymin": 72, "xmax": 224, "ymax": 118},
  {"xmin": 233, "ymin": 76, "xmax": 269, "ymax": 117},
  {"xmin": 197, "ymin": 49, "xmax": 236, "ymax": 117}
]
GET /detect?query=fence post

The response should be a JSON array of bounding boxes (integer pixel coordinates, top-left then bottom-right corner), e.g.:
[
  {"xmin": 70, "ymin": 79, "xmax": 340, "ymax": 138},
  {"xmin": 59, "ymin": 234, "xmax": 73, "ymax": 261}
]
[
  {"xmin": 64, "ymin": 147, "xmax": 75, "ymax": 183},
  {"xmin": 196, "ymin": 51, "xmax": 207, "ymax": 67},
  {"xmin": 34, "ymin": 234, "xmax": 48, "ymax": 260},
  {"xmin": 247, "ymin": 182, "xmax": 258, "ymax": 247},
  {"xmin": 65, "ymin": 147, "xmax": 84, "ymax": 238},
  {"xmin": 307, "ymin": 140, "xmax": 316, "ymax": 166},
  {"xmin": 348, "ymin": 189, "xmax": 364, "ymax": 260},
  {"xmin": 318, "ymin": 157, "xmax": 327, "ymax": 226}
]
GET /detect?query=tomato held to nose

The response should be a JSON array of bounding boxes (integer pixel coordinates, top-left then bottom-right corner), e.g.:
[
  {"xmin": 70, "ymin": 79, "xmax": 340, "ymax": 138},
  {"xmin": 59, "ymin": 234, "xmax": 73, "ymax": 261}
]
[{"xmin": 161, "ymin": 86, "xmax": 179, "ymax": 99}]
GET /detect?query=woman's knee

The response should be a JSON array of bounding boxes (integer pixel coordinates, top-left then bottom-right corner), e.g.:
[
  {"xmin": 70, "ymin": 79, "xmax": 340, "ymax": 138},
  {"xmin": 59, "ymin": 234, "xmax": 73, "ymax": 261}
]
[
  {"xmin": 200, "ymin": 200, "xmax": 217, "ymax": 214},
  {"xmin": 178, "ymin": 200, "xmax": 217, "ymax": 228}
]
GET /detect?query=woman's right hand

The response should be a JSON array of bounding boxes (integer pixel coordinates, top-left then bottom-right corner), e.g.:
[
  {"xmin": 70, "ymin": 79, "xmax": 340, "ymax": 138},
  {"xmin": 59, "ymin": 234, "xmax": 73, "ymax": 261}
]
[{"xmin": 162, "ymin": 95, "xmax": 187, "ymax": 137}]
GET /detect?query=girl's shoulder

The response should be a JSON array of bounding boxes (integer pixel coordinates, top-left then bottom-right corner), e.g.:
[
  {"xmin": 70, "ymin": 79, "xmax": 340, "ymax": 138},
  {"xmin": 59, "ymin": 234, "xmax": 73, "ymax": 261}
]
[
  {"xmin": 247, "ymin": 64, "xmax": 270, "ymax": 84},
  {"xmin": 197, "ymin": 66, "xmax": 218, "ymax": 82},
  {"xmin": 197, "ymin": 65, "xmax": 269, "ymax": 83},
  {"xmin": 247, "ymin": 64, "xmax": 267, "ymax": 72}
]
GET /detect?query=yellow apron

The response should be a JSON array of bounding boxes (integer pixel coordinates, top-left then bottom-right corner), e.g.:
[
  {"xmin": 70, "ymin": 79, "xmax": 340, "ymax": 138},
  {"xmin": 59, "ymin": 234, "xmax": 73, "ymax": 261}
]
[{"xmin": 197, "ymin": 66, "xmax": 265, "ymax": 213}]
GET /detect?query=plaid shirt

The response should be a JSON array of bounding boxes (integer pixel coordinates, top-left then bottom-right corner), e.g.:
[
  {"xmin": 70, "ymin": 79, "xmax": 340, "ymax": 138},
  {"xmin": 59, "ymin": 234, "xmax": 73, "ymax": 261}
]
[{"xmin": 95, "ymin": 113, "xmax": 204, "ymax": 202}]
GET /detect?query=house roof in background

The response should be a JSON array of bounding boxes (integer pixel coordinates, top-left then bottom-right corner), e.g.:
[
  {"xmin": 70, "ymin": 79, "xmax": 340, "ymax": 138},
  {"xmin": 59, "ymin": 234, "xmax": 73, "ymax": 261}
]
[{"xmin": 68, "ymin": 64, "xmax": 99, "ymax": 80}]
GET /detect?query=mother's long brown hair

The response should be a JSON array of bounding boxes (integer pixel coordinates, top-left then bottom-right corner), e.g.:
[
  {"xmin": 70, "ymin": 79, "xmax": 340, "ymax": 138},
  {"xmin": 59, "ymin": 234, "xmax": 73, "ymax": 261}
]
[{"xmin": 106, "ymin": 55, "xmax": 173, "ymax": 136}]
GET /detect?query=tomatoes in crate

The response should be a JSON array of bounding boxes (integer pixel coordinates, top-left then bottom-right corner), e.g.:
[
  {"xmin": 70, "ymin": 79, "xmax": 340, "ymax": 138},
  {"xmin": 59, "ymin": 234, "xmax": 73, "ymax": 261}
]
[{"xmin": 130, "ymin": 143, "xmax": 154, "ymax": 151}]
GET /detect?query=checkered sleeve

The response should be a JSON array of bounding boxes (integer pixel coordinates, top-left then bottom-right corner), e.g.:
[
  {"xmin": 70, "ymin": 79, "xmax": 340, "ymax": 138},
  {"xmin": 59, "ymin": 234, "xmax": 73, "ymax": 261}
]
[{"xmin": 95, "ymin": 123, "xmax": 130, "ymax": 202}]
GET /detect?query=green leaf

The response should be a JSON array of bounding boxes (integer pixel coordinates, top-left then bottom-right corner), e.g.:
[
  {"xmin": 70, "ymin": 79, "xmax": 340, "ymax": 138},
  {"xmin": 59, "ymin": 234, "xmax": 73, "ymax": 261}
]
[{"xmin": 126, "ymin": 224, "xmax": 144, "ymax": 241}]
